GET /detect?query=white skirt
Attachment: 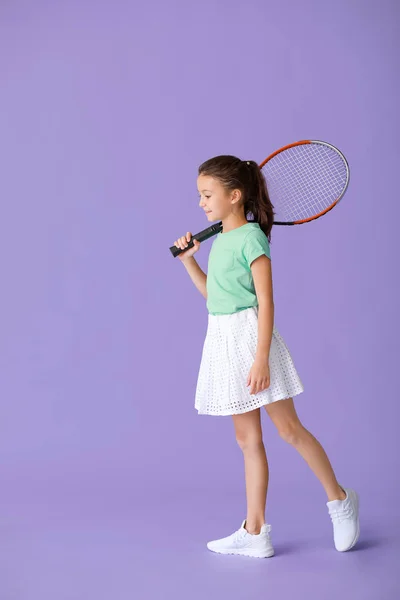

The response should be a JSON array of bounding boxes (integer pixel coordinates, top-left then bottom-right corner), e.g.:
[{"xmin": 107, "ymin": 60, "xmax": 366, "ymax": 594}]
[{"xmin": 195, "ymin": 306, "xmax": 304, "ymax": 416}]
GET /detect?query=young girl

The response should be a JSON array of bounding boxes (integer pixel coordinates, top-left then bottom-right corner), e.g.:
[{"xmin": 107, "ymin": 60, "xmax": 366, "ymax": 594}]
[{"xmin": 173, "ymin": 155, "xmax": 360, "ymax": 558}]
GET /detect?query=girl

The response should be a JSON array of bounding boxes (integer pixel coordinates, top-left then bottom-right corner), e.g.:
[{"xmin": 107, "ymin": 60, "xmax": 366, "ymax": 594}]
[{"xmin": 173, "ymin": 155, "xmax": 360, "ymax": 559}]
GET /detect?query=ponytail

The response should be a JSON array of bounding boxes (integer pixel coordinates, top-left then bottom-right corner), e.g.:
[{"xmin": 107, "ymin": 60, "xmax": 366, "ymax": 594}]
[{"xmin": 243, "ymin": 161, "xmax": 275, "ymax": 243}]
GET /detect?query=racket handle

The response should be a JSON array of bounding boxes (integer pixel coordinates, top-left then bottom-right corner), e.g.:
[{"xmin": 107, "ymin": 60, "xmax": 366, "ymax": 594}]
[{"xmin": 169, "ymin": 221, "xmax": 223, "ymax": 257}]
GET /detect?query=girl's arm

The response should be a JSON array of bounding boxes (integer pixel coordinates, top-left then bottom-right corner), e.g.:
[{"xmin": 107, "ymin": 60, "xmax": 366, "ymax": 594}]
[
  {"xmin": 182, "ymin": 256, "xmax": 207, "ymax": 299},
  {"xmin": 250, "ymin": 255, "xmax": 274, "ymax": 359}
]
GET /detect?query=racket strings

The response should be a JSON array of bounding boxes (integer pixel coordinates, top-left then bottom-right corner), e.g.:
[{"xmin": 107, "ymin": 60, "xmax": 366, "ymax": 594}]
[{"xmin": 261, "ymin": 143, "xmax": 348, "ymax": 222}]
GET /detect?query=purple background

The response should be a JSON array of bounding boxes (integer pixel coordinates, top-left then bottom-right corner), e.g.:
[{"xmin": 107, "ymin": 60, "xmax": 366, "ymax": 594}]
[{"xmin": 0, "ymin": 0, "xmax": 399, "ymax": 598}]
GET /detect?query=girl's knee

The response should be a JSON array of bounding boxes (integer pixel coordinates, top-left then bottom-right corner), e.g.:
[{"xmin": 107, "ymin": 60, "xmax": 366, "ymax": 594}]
[
  {"xmin": 278, "ymin": 422, "xmax": 304, "ymax": 445},
  {"xmin": 236, "ymin": 434, "xmax": 264, "ymax": 451}
]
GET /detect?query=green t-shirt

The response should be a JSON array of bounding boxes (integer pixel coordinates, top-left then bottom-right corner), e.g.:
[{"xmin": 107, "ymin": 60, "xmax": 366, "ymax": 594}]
[{"xmin": 206, "ymin": 222, "xmax": 271, "ymax": 315}]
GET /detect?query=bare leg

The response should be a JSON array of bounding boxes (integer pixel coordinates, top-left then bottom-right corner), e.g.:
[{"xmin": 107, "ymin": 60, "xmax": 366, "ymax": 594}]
[
  {"xmin": 265, "ymin": 398, "xmax": 346, "ymax": 502},
  {"xmin": 232, "ymin": 408, "xmax": 269, "ymax": 534}
]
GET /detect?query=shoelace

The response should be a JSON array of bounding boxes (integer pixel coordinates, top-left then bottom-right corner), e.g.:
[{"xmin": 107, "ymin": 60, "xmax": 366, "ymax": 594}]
[
  {"xmin": 329, "ymin": 506, "xmax": 353, "ymax": 524},
  {"xmin": 233, "ymin": 528, "xmax": 248, "ymax": 545}
]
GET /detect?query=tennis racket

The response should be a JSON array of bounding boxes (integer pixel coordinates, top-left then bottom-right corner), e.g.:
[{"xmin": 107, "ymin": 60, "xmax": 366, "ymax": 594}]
[{"xmin": 169, "ymin": 139, "xmax": 350, "ymax": 257}]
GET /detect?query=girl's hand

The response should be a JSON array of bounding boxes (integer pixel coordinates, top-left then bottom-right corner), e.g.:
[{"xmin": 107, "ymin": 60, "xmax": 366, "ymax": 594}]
[
  {"xmin": 247, "ymin": 357, "xmax": 270, "ymax": 395},
  {"xmin": 174, "ymin": 232, "xmax": 201, "ymax": 262}
]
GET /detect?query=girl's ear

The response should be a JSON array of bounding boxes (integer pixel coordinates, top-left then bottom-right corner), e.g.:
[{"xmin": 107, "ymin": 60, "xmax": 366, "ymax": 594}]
[{"xmin": 231, "ymin": 188, "xmax": 242, "ymax": 204}]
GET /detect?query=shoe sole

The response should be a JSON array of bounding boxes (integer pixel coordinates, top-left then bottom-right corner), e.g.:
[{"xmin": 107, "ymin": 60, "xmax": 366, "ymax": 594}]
[
  {"xmin": 337, "ymin": 489, "xmax": 360, "ymax": 552},
  {"xmin": 207, "ymin": 546, "xmax": 275, "ymax": 559}
]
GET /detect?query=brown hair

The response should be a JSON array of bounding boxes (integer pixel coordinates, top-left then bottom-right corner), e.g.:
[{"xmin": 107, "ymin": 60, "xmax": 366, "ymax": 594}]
[{"xmin": 198, "ymin": 155, "xmax": 275, "ymax": 242}]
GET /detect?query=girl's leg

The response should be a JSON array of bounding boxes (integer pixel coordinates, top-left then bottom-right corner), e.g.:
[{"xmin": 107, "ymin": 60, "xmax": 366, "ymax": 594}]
[
  {"xmin": 264, "ymin": 398, "xmax": 346, "ymax": 502},
  {"xmin": 232, "ymin": 408, "xmax": 269, "ymax": 534}
]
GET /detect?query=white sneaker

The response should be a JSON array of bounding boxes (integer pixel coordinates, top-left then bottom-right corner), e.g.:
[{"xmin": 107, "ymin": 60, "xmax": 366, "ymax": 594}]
[
  {"xmin": 206, "ymin": 519, "xmax": 275, "ymax": 558},
  {"xmin": 327, "ymin": 486, "xmax": 360, "ymax": 551}
]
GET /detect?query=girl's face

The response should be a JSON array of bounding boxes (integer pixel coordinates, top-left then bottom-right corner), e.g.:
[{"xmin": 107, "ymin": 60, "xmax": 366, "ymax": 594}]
[{"xmin": 197, "ymin": 174, "xmax": 239, "ymax": 221}]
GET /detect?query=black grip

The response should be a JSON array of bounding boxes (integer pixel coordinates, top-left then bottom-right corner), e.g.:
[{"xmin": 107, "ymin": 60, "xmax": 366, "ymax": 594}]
[{"xmin": 169, "ymin": 221, "xmax": 223, "ymax": 257}]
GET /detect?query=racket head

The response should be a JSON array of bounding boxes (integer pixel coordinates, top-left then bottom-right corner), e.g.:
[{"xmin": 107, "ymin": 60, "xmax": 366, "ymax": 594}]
[{"xmin": 258, "ymin": 140, "xmax": 350, "ymax": 225}]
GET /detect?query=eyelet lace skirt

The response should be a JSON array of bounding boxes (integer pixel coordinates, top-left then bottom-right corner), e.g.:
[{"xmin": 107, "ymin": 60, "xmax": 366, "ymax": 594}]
[{"xmin": 195, "ymin": 306, "xmax": 304, "ymax": 416}]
